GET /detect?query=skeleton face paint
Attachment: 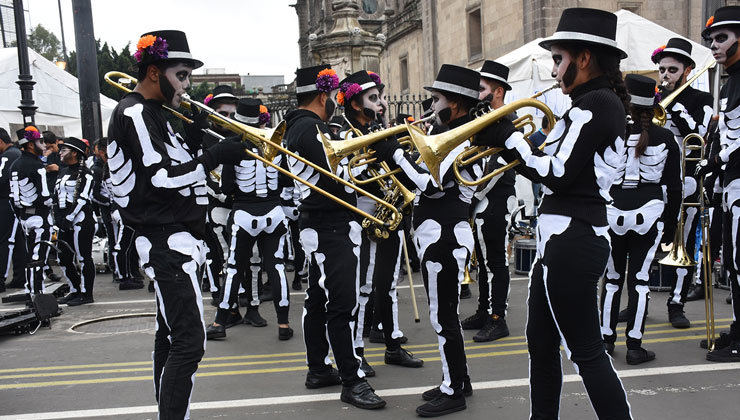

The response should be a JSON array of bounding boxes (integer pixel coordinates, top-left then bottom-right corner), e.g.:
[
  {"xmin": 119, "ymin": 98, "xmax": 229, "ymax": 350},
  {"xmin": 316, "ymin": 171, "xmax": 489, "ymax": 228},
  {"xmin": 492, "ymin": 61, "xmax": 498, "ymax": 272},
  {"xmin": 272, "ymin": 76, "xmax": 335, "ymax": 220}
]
[
  {"xmin": 324, "ymin": 90, "xmax": 338, "ymax": 122},
  {"xmin": 708, "ymin": 28, "xmax": 739, "ymax": 65},
  {"xmin": 378, "ymin": 90, "xmax": 388, "ymax": 124},
  {"xmin": 550, "ymin": 45, "xmax": 577, "ymax": 95},
  {"xmin": 60, "ymin": 146, "xmax": 79, "ymax": 165},
  {"xmin": 479, "ymin": 78, "xmax": 496, "ymax": 101},
  {"xmin": 657, "ymin": 56, "xmax": 686, "ymax": 92},
  {"xmin": 159, "ymin": 63, "xmax": 193, "ymax": 108},
  {"xmin": 359, "ymin": 87, "xmax": 382, "ymax": 121},
  {"xmin": 34, "ymin": 139, "xmax": 46, "ymax": 156},
  {"xmin": 432, "ymin": 91, "xmax": 452, "ymax": 125},
  {"xmin": 213, "ymin": 103, "xmax": 237, "ymax": 135}
]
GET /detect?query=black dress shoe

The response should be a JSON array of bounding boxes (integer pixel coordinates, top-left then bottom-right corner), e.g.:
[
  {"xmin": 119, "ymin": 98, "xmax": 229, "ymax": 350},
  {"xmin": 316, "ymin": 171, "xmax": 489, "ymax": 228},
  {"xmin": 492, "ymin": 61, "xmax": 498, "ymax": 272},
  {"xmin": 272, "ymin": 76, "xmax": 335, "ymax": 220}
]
[
  {"xmin": 473, "ymin": 317, "xmax": 509, "ymax": 342},
  {"xmin": 604, "ymin": 341, "xmax": 615, "ymax": 356},
  {"xmin": 706, "ymin": 339, "xmax": 740, "ymax": 362},
  {"xmin": 67, "ymin": 295, "xmax": 94, "ymax": 306},
  {"xmin": 422, "ymin": 379, "xmax": 473, "ymax": 401},
  {"xmin": 617, "ymin": 308, "xmax": 629, "ymax": 323},
  {"xmin": 668, "ymin": 305, "xmax": 690, "ymax": 329},
  {"xmin": 305, "ymin": 367, "xmax": 342, "ymax": 389},
  {"xmin": 686, "ymin": 284, "xmax": 705, "ymax": 302},
  {"xmin": 243, "ymin": 309, "xmax": 267, "ymax": 327},
  {"xmin": 701, "ymin": 332, "xmax": 733, "ymax": 350},
  {"xmin": 223, "ymin": 311, "xmax": 243, "ymax": 328},
  {"xmin": 206, "ymin": 324, "xmax": 226, "ymax": 340},
  {"xmin": 119, "ymin": 280, "xmax": 144, "ymax": 290},
  {"xmin": 340, "ymin": 381, "xmax": 386, "ymax": 410},
  {"xmin": 360, "ymin": 356, "xmax": 375, "ymax": 377},
  {"xmin": 58, "ymin": 292, "xmax": 80, "ymax": 305},
  {"xmin": 460, "ymin": 311, "xmax": 487, "ymax": 330},
  {"xmin": 385, "ymin": 347, "xmax": 423, "ymax": 368},
  {"xmin": 416, "ymin": 392, "xmax": 466, "ymax": 417},
  {"xmin": 279, "ymin": 326, "xmax": 294, "ymax": 341},
  {"xmin": 626, "ymin": 348, "xmax": 656, "ymax": 365}
]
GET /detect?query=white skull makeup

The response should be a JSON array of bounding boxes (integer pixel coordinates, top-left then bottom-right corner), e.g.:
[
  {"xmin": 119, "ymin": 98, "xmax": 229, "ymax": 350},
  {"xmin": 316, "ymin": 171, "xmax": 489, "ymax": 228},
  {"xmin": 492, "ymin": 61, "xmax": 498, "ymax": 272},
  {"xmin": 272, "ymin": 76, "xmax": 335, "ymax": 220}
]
[
  {"xmin": 360, "ymin": 87, "xmax": 383, "ymax": 121},
  {"xmin": 432, "ymin": 91, "xmax": 451, "ymax": 126},
  {"xmin": 160, "ymin": 63, "xmax": 193, "ymax": 108},
  {"xmin": 657, "ymin": 56, "xmax": 687, "ymax": 92},
  {"xmin": 708, "ymin": 28, "xmax": 739, "ymax": 66},
  {"xmin": 550, "ymin": 45, "xmax": 577, "ymax": 95}
]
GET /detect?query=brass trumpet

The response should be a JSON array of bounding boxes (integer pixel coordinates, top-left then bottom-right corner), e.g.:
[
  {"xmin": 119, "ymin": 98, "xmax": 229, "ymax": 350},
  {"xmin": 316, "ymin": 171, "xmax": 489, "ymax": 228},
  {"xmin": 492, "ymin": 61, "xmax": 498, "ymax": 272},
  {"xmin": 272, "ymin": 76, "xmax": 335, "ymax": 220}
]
[
  {"xmin": 653, "ymin": 60, "xmax": 716, "ymax": 127},
  {"xmin": 104, "ymin": 71, "xmax": 401, "ymax": 230}
]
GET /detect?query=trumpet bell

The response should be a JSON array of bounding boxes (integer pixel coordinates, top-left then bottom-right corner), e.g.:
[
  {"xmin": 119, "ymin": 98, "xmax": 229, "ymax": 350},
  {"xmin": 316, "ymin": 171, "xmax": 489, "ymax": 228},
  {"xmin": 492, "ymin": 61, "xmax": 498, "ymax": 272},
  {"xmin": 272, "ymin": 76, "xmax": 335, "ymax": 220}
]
[{"xmin": 462, "ymin": 266, "xmax": 476, "ymax": 285}]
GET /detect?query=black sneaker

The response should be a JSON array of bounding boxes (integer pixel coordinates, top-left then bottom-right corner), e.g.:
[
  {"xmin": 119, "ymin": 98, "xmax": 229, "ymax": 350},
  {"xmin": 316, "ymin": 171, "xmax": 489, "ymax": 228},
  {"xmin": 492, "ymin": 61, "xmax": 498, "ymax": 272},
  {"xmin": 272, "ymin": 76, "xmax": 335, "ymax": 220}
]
[
  {"xmin": 58, "ymin": 292, "xmax": 80, "ymax": 305},
  {"xmin": 626, "ymin": 348, "xmax": 655, "ymax": 365},
  {"xmin": 604, "ymin": 341, "xmax": 615, "ymax": 356},
  {"xmin": 460, "ymin": 285, "xmax": 472, "ymax": 300},
  {"xmin": 460, "ymin": 311, "xmax": 487, "ymax": 330},
  {"xmin": 243, "ymin": 309, "xmax": 267, "ymax": 327},
  {"xmin": 67, "ymin": 295, "xmax": 94, "ymax": 306},
  {"xmin": 305, "ymin": 367, "xmax": 341, "ymax": 389},
  {"xmin": 292, "ymin": 278, "xmax": 302, "ymax": 291},
  {"xmin": 223, "ymin": 311, "xmax": 243, "ymax": 328},
  {"xmin": 706, "ymin": 339, "xmax": 740, "ymax": 362},
  {"xmin": 617, "ymin": 308, "xmax": 629, "ymax": 323},
  {"xmin": 416, "ymin": 392, "xmax": 466, "ymax": 417},
  {"xmin": 668, "ymin": 305, "xmax": 690, "ymax": 329},
  {"xmin": 422, "ymin": 379, "xmax": 473, "ymax": 401},
  {"xmin": 148, "ymin": 281, "xmax": 155, "ymax": 293},
  {"xmin": 206, "ymin": 324, "xmax": 226, "ymax": 340},
  {"xmin": 279, "ymin": 326, "xmax": 294, "ymax": 341},
  {"xmin": 473, "ymin": 316, "xmax": 509, "ymax": 342},
  {"xmin": 340, "ymin": 380, "xmax": 386, "ymax": 410},
  {"xmin": 701, "ymin": 332, "xmax": 733, "ymax": 350},
  {"xmin": 360, "ymin": 356, "xmax": 375, "ymax": 377},
  {"xmin": 119, "ymin": 281, "xmax": 144, "ymax": 291},
  {"xmin": 685, "ymin": 284, "xmax": 705, "ymax": 302},
  {"xmin": 385, "ymin": 347, "xmax": 423, "ymax": 368}
]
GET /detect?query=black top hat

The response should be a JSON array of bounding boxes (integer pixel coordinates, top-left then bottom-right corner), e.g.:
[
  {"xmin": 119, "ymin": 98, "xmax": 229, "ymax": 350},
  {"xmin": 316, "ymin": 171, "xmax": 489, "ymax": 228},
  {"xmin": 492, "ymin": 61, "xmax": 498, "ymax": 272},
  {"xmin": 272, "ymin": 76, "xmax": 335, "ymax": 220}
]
[
  {"xmin": 625, "ymin": 74, "xmax": 658, "ymax": 109},
  {"xmin": 395, "ymin": 113, "xmax": 413, "ymax": 126},
  {"xmin": 61, "ymin": 137, "xmax": 89, "ymax": 156},
  {"xmin": 539, "ymin": 8, "xmax": 627, "ymax": 59},
  {"xmin": 135, "ymin": 30, "xmax": 203, "ymax": 69},
  {"xmin": 339, "ymin": 71, "xmax": 378, "ymax": 105},
  {"xmin": 16, "ymin": 125, "xmax": 40, "ymax": 146},
  {"xmin": 424, "ymin": 64, "xmax": 480, "ymax": 101},
  {"xmin": 209, "ymin": 85, "xmax": 238, "ymax": 106},
  {"xmin": 295, "ymin": 64, "xmax": 338, "ymax": 96},
  {"xmin": 233, "ymin": 98, "xmax": 262, "ymax": 126},
  {"xmin": 329, "ymin": 115, "xmax": 344, "ymax": 129},
  {"xmin": 703, "ymin": 6, "xmax": 740, "ymax": 37},
  {"xmin": 652, "ymin": 38, "xmax": 695, "ymax": 67},
  {"xmin": 479, "ymin": 60, "xmax": 512, "ymax": 91}
]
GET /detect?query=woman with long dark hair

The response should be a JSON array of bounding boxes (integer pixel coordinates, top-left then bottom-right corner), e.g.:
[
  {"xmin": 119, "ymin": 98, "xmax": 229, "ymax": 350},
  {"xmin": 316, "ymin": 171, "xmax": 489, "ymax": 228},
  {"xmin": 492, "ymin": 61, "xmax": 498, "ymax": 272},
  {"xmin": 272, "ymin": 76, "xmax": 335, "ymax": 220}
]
[
  {"xmin": 600, "ymin": 74, "xmax": 681, "ymax": 365},
  {"xmin": 477, "ymin": 8, "xmax": 634, "ymax": 419}
]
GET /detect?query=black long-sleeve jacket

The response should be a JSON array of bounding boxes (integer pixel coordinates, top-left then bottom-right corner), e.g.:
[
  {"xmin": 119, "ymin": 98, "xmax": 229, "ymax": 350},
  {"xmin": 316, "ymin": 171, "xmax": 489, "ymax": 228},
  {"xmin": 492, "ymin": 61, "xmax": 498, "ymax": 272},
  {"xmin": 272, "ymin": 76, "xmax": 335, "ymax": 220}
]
[
  {"xmin": 55, "ymin": 163, "xmax": 93, "ymax": 223},
  {"xmin": 0, "ymin": 145, "xmax": 22, "ymax": 199},
  {"xmin": 10, "ymin": 150, "xmax": 52, "ymax": 214}
]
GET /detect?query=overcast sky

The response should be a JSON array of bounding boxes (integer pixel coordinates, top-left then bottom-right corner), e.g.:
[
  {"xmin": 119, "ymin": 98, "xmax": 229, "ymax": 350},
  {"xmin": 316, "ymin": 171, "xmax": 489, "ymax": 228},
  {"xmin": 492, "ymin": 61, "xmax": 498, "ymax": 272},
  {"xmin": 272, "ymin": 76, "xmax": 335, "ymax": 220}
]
[{"xmin": 26, "ymin": 0, "xmax": 301, "ymax": 82}]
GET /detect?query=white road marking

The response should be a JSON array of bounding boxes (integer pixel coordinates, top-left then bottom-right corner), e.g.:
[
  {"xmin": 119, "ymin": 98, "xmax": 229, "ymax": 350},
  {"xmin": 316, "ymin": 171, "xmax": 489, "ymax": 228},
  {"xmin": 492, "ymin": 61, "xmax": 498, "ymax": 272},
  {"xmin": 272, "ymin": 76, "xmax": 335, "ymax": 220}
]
[{"xmin": 2, "ymin": 362, "xmax": 738, "ymax": 419}]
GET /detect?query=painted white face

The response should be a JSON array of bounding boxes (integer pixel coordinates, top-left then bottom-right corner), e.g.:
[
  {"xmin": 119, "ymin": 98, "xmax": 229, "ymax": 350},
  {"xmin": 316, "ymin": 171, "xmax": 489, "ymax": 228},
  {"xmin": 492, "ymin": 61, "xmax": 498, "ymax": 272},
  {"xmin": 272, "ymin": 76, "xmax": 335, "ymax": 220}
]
[
  {"xmin": 214, "ymin": 103, "xmax": 237, "ymax": 119},
  {"xmin": 657, "ymin": 56, "xmax": 687, "ymax": 92},
  {"xmin": 708, "ymin": 28, "xmax": 739, "ymax": 65},
  {"xmin": 479, "ymin": 78, "xmax": 495, "ymax": 101},
  {"xmin": 59, "ymin": 146, "xmax": 77, "ymax": 165},
  {"xmin": 378, "ymin": 90, "xmax": 388, "ymax": 120},
  {"xmin": 34, "ymin": 139, "xmax": 46, "ymax": 155},
  {"xmin": 431, "ymin": 91, "xmax": 451, "ymax": 126},
  {"xmin": 161, "ymin": 63, "xmax": 193, "ymax": 108},
  {"xmin": 361, "ymin": 87, "xmax": 383, "ymax": 116},
  {"xmin": 550, "ymin": 45, "xmax": 576, "ymax": 95}
]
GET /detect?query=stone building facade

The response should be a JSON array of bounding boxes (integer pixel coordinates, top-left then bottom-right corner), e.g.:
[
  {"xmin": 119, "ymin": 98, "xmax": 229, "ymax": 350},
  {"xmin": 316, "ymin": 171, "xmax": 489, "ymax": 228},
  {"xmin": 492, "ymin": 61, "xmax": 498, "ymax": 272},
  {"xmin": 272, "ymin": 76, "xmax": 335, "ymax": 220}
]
[{"xmin": 295, "ymin": 0, "xmax": 727, "ymax": 103}]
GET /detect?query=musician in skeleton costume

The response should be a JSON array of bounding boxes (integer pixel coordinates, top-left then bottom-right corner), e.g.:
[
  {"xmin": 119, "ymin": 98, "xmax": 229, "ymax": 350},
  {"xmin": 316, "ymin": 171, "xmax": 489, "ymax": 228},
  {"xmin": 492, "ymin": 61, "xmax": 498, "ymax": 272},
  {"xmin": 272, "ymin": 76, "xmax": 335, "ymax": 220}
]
[
  {"xmin": 285, "ymin": 64, "xmax": 385, "ymax": 410},
  {"xmin": 205, "ymin": 98, "xmax": 293, "ymax": 341},
  {"xmin": 461, "ymin": 60, "xmax": 517, "ymax": 343},
  {"xmin": 280, "ymin": 174, "xmax": 305, "ymax": 291},
  {"xmin": 475, "ymin": 9, "xmax": 634, "ymax": 418},
  {"xmin": 10, "ymin": 126, "xmax": 52, "ymax": 297},
  {"xmin": 651, "ymin": 38, "xmax": 714, "ymax": 326},
  {"xmin": 600, "ymin": 74, "xmax": 681, "ymax": 365},
  {"xmin": 201, "ymin": 85, "xmax": 238, "ymax": 304},
  {"xmin": 696, "ymin": 6, "xmax": 740, "ymax": 362},
  {"xmin": 337, "ymin": 71, "xmax": 423, "ymax": 378},
  {"xmin": 53, "ymin": 137, "xmax": 96, "ymax": 306},
  {"xmin": 107, "ymin": 30, "xmax": 247, "ymax": 419},
  {"xmin": 372, "ymin": 64, "xmax": 484, "ymax": 417}
]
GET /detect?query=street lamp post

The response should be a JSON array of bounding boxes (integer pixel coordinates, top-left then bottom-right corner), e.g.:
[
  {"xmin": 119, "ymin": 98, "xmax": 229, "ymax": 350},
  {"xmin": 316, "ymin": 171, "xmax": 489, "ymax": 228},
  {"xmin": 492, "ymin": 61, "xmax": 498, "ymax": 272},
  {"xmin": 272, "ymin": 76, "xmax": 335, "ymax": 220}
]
[
  {"xmin": 72, "ymin": 0, "xmax": 101, "ymax": 141},
  {"xmin": 13, "ymin": 0, "xmax": 36, "ymax": 126}
]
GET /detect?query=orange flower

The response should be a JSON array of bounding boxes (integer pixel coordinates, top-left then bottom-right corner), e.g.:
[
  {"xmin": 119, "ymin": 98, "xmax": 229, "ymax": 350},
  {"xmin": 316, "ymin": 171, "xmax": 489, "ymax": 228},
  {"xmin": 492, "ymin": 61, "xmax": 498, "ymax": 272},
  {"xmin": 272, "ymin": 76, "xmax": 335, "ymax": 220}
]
[
  {"xmin": 706, "ymin": 16, "xmax": 715, "ymax": 27},
  {"xmin": 655, "ymin": 86, "xmax": 659, "ymax": 93},
  {"xmin": 137, "ymin": 34, "xmax": 157, "ymax": 50},
  {"xmin": 407, "ymin": 116, "xmax": 414, "ymax": 122},
  {"xmin": 24, "ymin": 126, "xmax": 39, "ymax": 133},
  {"xmin": 336, "ymin": 91, "xmax": 345, "ymax": 106},
  {"xmin": 317, "ymin": 68, "xmax": 336, "ymax": 78},
  {"xmin": 259, "ymin": 105, "xmax": 268, "ymax": 114}
]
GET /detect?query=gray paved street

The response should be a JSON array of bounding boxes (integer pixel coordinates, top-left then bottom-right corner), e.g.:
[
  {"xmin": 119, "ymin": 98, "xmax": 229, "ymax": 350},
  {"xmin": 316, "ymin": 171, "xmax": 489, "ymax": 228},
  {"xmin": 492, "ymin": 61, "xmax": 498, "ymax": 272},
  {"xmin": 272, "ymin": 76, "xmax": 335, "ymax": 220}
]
[{"xmin": 1, "ymin": 267, "xmax": 738, "ymax": 419}]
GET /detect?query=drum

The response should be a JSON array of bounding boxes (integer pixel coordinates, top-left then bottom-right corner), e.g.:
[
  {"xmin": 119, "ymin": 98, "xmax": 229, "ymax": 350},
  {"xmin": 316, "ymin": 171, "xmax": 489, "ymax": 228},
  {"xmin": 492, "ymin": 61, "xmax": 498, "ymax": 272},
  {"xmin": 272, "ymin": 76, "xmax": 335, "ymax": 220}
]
[
  {"xmin": 514, "ymin": 238, "xmax": 536, "ymax": 274},
  {"xmin": 92, "ymin": 236, "xmax": 110, "ymax": 273}
]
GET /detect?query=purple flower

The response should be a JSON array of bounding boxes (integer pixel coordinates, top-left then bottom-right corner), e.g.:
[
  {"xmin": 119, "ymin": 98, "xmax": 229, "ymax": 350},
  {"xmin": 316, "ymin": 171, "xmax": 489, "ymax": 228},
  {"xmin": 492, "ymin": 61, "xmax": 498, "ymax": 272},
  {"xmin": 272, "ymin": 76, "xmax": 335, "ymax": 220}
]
[
  {"xmin": 134, "ymin": 49, "xmax": 142, "ymax": 62},
  {"xmin": 259, "ymin": 112, "xmax": 271, "ymax": 126},
  {"xmin": 316, "ymin": 72, "xmax": 339, "ymax": 92},
  {"xmin": 148, "ymin": 37, "xmax": 169, "ymax": 60},
  {"xmin": 368, "ymin": 72, "xmax": 382, "ymax": 86},
  {"xmin": 343, "ymin": 83, "xmax": 363, "ymax": 102}
]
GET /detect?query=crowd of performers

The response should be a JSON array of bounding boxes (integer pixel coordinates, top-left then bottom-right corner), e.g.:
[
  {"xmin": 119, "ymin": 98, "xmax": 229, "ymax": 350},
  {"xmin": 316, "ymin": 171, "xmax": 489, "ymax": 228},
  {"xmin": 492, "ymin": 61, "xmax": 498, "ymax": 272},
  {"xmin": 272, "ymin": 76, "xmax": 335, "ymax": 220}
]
[{"xmin": 3, "ymin": 5, "xmax": 740, "ymax": 420}]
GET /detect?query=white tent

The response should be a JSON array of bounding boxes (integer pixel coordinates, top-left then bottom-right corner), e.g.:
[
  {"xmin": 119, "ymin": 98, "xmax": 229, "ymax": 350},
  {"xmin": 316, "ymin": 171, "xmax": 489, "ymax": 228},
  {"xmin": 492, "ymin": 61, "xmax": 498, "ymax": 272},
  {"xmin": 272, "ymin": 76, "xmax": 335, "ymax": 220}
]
[{"xmin": 0, "ymin": 47, "xmax": 118, "ymax": 139}]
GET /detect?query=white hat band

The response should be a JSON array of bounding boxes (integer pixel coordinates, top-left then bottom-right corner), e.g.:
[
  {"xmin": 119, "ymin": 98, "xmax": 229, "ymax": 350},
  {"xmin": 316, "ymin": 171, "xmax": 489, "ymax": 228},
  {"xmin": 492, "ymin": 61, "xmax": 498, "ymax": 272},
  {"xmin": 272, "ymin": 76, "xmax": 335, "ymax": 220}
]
[
  {"xmin": 630, "ymin": 95, "xmax": 654, "ymax": 107},
  {"xmin": 431, "ymin": 80, "xmax": 479, "ymax": 99},
  {"xmin": 547, "ymin": 31, "xmax": 619, "ymax": 48},
  {"xmin": 234, "ymin": 113, "xmax": 260, "ymax": 124}
]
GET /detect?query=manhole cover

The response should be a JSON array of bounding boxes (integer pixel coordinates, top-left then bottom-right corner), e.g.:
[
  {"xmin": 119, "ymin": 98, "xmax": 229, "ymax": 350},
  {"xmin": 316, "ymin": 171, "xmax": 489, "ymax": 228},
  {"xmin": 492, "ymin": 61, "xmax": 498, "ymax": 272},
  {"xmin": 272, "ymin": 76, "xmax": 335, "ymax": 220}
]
[{"xmin": 70, "ymin": 313, "xmax": 156, "ymax": 334}]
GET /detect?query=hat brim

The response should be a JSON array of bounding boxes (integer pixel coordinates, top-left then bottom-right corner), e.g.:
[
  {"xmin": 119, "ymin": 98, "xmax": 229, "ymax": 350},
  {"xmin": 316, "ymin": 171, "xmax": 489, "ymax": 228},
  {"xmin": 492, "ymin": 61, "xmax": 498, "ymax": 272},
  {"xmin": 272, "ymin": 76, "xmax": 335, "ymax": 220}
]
[
  {"xmin": 209, "ymin": 93, "xmax": 239, "ymax": 106},
  {"xmin": 702, "ymin": 21, "xmax": 740, "ymax": 38},
  {"xmin": 138, "ymin": 57, "xmax": 204, "ymax": 70},
  {"xmin": 539, "ymin": 36, "xmax": 627, "ymax": 60},
  {"xmin": 423, "ymin": 85, "xmax": 479, "ymax": 101},
  {"xmin": 652, "ymin": 50, "xmax": 695, "ymax": 67},
  {"xmin": 479, "ymin": 73, "xmax": 512, "ymax": 91},
  {"xmin": 61, "ymin": 143, "xmax": 87, "ymax": 156}
]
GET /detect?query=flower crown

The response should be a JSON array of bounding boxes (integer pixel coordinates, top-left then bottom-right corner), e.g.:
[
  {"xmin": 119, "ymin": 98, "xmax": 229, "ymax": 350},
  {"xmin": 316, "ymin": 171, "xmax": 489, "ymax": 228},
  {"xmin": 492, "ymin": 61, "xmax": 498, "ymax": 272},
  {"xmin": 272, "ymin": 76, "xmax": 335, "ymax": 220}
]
[
  {"xmin": 706, "ymin": 16, "xmax": 715, "ymax": 28},
  {"xmin": 203, "ymin": 93, "xmax": 214, "ymax": 105},
  {"xmin": 259, "ymin": 105, "xmax": 271, "ymax": 125},
  {"xmin": 367, "ymin": 71, "xmax": 382, "ymax": 86},
  {"xmin": 24, "ymin": 126, "xmax": 40, "ymax": 141},
  {"xmin": 315, "ymin": 68, "xmax": 339, "ymax": 93},
  {"xmin": 337, "ymin": 82, "xmax": 363, "ymax": 106},
  {"xmin": 651, "ymin": 45, "xmax": 666, "ymax": 63},
  {"xmin": 134, "ymin": 34, "xmax": 169, "ymax": 63}
]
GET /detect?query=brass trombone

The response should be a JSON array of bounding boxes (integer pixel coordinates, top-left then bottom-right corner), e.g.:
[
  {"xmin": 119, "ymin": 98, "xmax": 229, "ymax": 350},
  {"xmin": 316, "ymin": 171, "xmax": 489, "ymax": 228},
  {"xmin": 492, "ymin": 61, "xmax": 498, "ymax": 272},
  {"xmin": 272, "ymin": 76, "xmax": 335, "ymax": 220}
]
[
  {"xmin": 653, "ymin": 60, "xmax": 716, "ymax": 127},
  {"xmin": 104, "ymin": 71, "xmax": 400, "ymax": 229}
]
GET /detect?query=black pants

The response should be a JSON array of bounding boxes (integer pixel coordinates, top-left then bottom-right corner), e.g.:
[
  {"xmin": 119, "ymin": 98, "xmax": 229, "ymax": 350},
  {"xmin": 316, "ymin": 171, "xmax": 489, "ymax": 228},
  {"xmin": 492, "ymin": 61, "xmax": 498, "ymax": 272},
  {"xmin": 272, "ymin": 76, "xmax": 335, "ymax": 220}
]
[
  {"xmin": 112, "ymin": 209, "xmax": 140, "ymax": 281},
  {"xmin": 664, "ymin": 190, "xmax": 700, "ymax": 307},
  {"xmin": 473, "ymin": 193, "xmax": 515, "ymax": 317},
  {"xmin": 58, "ymin": 207, "xmax": 96, "ymax": 296},
  {"xmin": 0, "ymin": 199, "xmax": 27, "ymax": 284},
  {"xmin": 204, "ymin": 204, "xmax": 230, "ymax": 295},
  {"xmin": 98, "ymin": 205, "xmax": 116, "ymax": 274},
  {"xmin": 354, "ymin": 229, "xmax": 404, "ymax": 351},
  {"xmin": 528, "ymin": 215, "xmax": 632, "ymax": 420},
  {"xmin": 301, "ymin": 214, "xmax": 363, "ymax": 386},
  {"xmin": 216, "ymin": 206, "xmax": 289, "ymax": 325},
  {"xmin": 601, "ymin": 221, "xmax": 662, "ymax": 349},
  {"xmin": 414, "ymin": 218, "xmax": 472, "ymax": 396},
  {"xmin": 721, "ymin": 189, "xmax": 740, "ymax": 340},
  {"xmin": 284, "ymin": 206, "xmax": 307, "ymax": 276},
  {"xmin": 134, "ymin": 226, "xmax": 207, "ymax": 420},
  {"xmin": 19, "ymin": 211, "xmax": 52, "ymax": 296}
]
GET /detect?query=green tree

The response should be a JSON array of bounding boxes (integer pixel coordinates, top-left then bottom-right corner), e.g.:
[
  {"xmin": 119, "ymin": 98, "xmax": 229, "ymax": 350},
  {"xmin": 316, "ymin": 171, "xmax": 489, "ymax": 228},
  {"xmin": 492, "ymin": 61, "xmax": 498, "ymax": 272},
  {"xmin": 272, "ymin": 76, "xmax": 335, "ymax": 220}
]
[
  {"xmin": 27, "ymin": 24, "xmax": 63, "ymax": 62},
  {"xmin": 67, "ymin": 40, "xmax": 137, "ymax": 101}
]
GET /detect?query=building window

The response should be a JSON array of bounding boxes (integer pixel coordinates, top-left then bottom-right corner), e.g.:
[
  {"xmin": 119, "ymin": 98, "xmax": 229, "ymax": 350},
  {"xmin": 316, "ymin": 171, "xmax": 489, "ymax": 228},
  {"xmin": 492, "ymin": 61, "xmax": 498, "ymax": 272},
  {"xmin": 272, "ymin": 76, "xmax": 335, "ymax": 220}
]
[
  {"xmin": 468, "ymin": 7, "xmax": 483, "ymax": 61},
  {"xmin": 618, "ymin": 2, "xmax": 641, "ymax": 14},
  {"xmin": 400, "ymin": 55, "xmax": 409, "ymax": 92}
]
